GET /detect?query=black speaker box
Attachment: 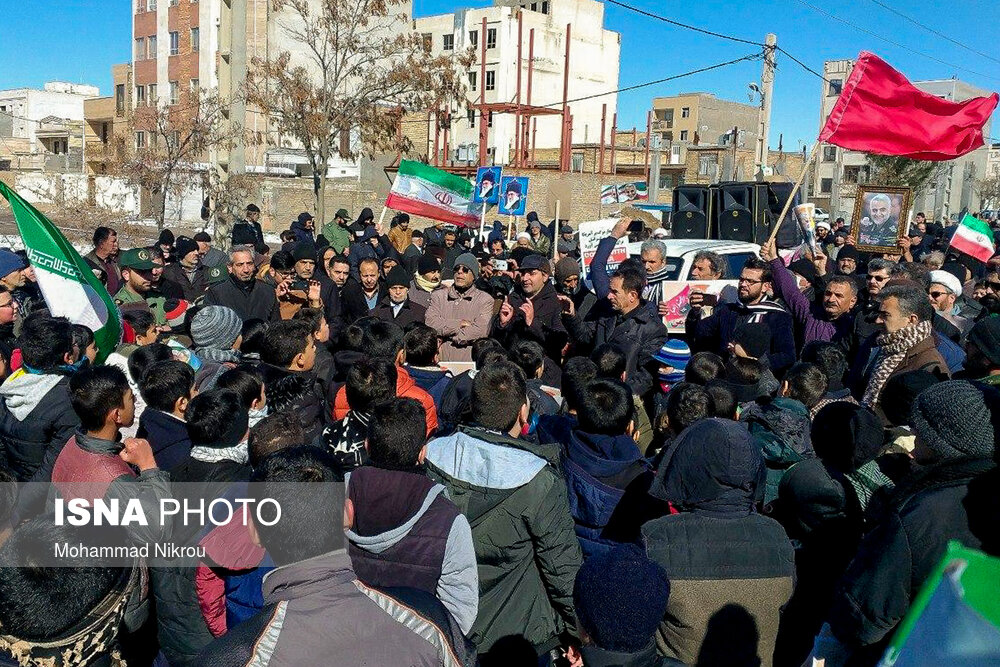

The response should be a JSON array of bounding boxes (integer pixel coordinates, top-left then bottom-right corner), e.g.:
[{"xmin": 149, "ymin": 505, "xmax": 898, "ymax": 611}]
[
  {"xmin": 767, "ymin": 181, "xmax": 804, "ymax": 249},
  {"xmin": 671, "ymin": 186, "xmax": 711, "ymax": 239},
  {"xmin": 712, "ymin": 181, "xmax": 772, "ymax": 244}
]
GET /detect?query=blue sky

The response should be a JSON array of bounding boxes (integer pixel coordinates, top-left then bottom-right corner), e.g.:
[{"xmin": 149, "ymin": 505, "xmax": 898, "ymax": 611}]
[{"xmin": 1, "ymin": 0, "xmax": 997, "ymax": 149}]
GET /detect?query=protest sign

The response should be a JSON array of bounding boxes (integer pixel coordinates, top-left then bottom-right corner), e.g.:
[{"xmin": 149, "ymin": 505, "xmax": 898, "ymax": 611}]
[
  {"xmin": 498, "ymin": 176, "xmax": 529, "ymax": 216},
  {"xmin": 660, "ymin": 280, "xmax": 737, "ymax": 333},
  {"xmin": 578, "ymin": 218, "xmax": 627, "ymax": 272},
  {"xmin": 473, "ymin": 166, "xmax": 502, "ymax": 204},
  {"xmin": 600, "ymin": 182, "xmax": 649, "ymax": 205},
  {"xmin": 794, "ymin": 203, "xmax": 817, "ymax": 253}
]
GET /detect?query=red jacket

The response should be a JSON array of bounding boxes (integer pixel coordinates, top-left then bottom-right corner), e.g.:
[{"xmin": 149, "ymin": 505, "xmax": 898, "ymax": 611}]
[{"xmin": 333, "ymin": 366, "xmax": 438, "ymax": 436}]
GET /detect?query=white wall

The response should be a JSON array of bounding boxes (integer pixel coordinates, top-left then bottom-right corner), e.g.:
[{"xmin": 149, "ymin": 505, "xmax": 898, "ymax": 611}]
[{"xmin": 95, "ymin": 177, "xmax": 140, "ymax": 214}]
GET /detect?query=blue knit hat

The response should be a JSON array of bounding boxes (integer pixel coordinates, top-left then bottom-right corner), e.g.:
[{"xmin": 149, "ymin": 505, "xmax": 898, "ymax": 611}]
[
  {"xmin": 0, "ymin": 250, "xmax": 27, "ymax": 280},
  {"xmin": 573, "ymin": 545, "xmax": 670, "ymax": 653},
  {"xmin": 654, "ymin": 339, "xmax": 691, "ymax": 384}
]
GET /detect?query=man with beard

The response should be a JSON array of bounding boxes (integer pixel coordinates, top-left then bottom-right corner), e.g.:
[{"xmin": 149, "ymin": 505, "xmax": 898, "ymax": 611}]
[
  {"xmin": 232, "ymin": 203, "xmax": 266, "ymax": 247},
  {"xmin": 205, "ymin": 247, "xmax": 281, "ymax": 321},
  {"xmin": 161, "ymin": 237, "xmax": 208, "ymax": 301},
  {"xmin": 591, "ymin": 219, "xmax": 674, "ymax": 312},
  {"xmin": 115, "ymin": 249, "xmax": 168, "ymax": 326},
  {"xmin": 84, "ymin": 227, "xmax": 122, "ymax": 295},
  {"xmin": 859, "ymin": 193, "xmax": 899, "ymax": 247},
  {"xmin": 492, "ymin": 253, "xmax": 567, "ymax": 385},
  {"xmin": 426, "ymin": 253, "xmax": 495, "ymax": 361},
  {"xmin": 686, "ymin": 256, "xmax": 796, "ymax": 375},
  {"xmin": 321, "ymin": 208, "xmax": 353, "ymax": 254},
  {"xmin": 290, "ymin": 241, "xmax": 341, "ymax": 337},
  {"xmin": 554, "ymin": 256, "xmax": 596, "ymax": 321}
]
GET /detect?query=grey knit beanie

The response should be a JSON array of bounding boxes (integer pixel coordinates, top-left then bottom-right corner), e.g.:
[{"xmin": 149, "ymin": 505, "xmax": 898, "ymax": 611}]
[
  {"xmin": 190, "ymin": 306, "xmax": 242, "ymax": 350},
  {"xmin": 910, "ymin": 380, "xmax": 995, "ymax": 461},
  {"xmin": 452, "ymin": 252, "xmax": 480, "ymax": 279}
]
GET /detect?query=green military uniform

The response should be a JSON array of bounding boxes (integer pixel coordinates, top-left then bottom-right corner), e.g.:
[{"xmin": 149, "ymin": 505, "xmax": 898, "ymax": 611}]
[
  {"xmin": 322, "ymin": 209, "xmax": 353, "ymax": 254},
  {"xmin": 115, "ymin": 248, "xmax": 167, "ymax": 325}
]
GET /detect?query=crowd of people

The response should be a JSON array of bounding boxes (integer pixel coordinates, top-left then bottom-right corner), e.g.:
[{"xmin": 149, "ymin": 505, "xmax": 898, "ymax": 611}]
[{"xmin": 0, "ymin": 202, "xmax": 997, "ymax": 667}]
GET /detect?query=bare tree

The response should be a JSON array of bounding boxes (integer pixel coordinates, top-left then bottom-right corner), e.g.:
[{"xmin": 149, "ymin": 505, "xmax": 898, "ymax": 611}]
[
  {"xmin": 976, "ymin": 171, "xmax": 1000, "ymax": 211},
  {"xmin": 865, "ymin": 154, "xmax": 943, "ymax": 196},
  {"xmin": 247, "ymin": 0, "xmax": 472, "ymax": 223},
  {"xmin": 109, "ymin": 90, "xmax": 237, "ymax": 229}
]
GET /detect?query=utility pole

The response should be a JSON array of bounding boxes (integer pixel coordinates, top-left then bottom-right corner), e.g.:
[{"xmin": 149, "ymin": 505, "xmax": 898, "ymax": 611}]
[{"xmin": 755, "ymin": 33, "xmax": 776, "ymax": 180}]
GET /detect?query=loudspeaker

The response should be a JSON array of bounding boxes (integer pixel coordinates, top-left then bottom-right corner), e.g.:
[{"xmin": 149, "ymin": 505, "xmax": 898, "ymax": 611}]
[
  {"xmin": 767, "ymin": 182, "xmax": 804, "ymax": 249},
  {"xmin": 671, "ymin": 186, "xmax": 711, "ymax": 239},
  {"xmin": 712, "ymin": 182, "xmax": 772, "ymax": 243}
]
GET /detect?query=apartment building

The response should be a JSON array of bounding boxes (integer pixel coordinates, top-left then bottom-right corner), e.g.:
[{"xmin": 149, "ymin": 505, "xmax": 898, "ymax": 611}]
[
  {"xmin": 650, "ymin": 92, "xmax": 760, "ymax": 168},
  {"xmin": 412, "ymin": 0, "xmax": 621, "ymax": 166},
  {"xmin": 0, "ymin": 82, "xmax": 99, "ymax": 171}
]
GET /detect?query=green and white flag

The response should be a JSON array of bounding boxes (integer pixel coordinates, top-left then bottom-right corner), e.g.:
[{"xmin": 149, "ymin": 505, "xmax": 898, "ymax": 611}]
[
  {"xmin": 950, "ymin": 213, "xmax": 996, "ymax": 263},
  {"xmin": 385, "ymin": 160, "xmax": 481, "ymax": 227},
  {"xmin": 0, "ymin": 182, "xmax": 122, "ymax": 363}
]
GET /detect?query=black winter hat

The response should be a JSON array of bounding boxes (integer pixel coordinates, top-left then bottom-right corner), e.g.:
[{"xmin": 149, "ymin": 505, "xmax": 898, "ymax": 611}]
[
  {"xmin": 911, "ymin": 380, "xmax": 995, "ymax": 462},
  {"xmin": 732, "ymin": 323, "xmax": 771, "ymax": 360},
  {"xmin": 788, "ymin": 258, "xmax": 818, "ymax": 283},
  {"xmin": 417, "ymin": 255, "xmax": 440, "ymax": 275},
  {"xmin": 573, "ymin": 545, "xmax": 670, "ymax": 654},
  {"xmin": 837, "ymin": 245, "xmax": 860, "ymax": 263},
  {"xmin": 811, "ymin": 402, "xmax": 883, "ymax": 473},
  {"xmin": 158, "ymin": 229, "xmax": 175, "ymax": 246},
  {"xmin": 879, "ymin": 370, "xmax": 941, "ymax": 427},
  {"xmin": 174, "ymin": 237, "xmax": 199, "ymax": 261},
  {"xmin": 386, "ymin": 265, "xmax": 409, "ymax": 288},
  {"xmin": 292, "ymin": 241, "xmax": 317, "ymax": 262},
  {"xmin": 967, "ymin": 317, "xmax": 1000, "ymax": 368}
]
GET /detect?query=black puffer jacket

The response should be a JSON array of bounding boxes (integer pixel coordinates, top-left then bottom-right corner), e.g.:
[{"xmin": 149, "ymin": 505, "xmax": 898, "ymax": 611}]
[{"xmin": 0, "ymin": 372, "xmax": 78, "ymax": 481}]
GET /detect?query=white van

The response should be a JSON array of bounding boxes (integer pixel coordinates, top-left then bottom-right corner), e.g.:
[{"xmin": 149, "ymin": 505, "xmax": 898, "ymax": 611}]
[{"xmin": 626, "ymin": 239, "xmax": 762, "ymax": 280}]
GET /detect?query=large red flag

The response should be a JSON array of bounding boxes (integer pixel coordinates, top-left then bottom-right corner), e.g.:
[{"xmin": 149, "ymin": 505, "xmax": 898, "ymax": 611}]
[{"xmin": 819, "ymin": 51, "xmax": 998, "ymax": 161}]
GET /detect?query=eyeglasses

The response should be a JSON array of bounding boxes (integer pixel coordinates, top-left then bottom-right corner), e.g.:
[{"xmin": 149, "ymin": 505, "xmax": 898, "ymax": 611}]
[
  {"xmin": 928, "ymin": 291, "xmax": 950, "ymax": 299},
  {"xmin": 738, "ymin": 277, "xmax": 764, "ymax": 285},
  {"xmin": 868, "ymin": 274, "xmax": 889, "ymax": 283},
  {"xmin": 454, "ymin": 266, "xmax": 472, "ymax": 274}
]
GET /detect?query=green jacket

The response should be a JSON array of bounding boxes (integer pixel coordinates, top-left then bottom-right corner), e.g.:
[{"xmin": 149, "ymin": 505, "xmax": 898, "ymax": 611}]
[
  {"xmin": 114, "ymin": 286, "xmax": 166, "ymax": 325},
  {"xmin": 425, "ymin": 425, "xmax": 581, "ymax": 657},
  {"xmin": 322, "ymin": 220, "xmax": 352, "ymax": 254}
]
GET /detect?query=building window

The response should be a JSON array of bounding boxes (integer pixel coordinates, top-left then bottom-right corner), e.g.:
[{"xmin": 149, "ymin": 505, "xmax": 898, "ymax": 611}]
[
  {"xmin": 468, "ymin": 71, "xmax": 477, "ymax": 92},
  {"xmin": 828, "ymin": 79, "xmax": 842, "ymax": 96},
  {"xmin": 190, "ymin": 79, "xmax": 200, "ymax": 98},
  {"xmin": 485, "ymin": 70, "xmax": 495, "ymax": 91},
  {"xmin": 844, "ymin": 165, "xmax": 868, "ymax": 184},
  {"xmin": 135, "ymin": 131, "xmax": 146, "ymax": 149},
  {"xmin": 134, "ymin": 37, "xmax": 146, "ymax": 60},
  {"xmin": 421, "ymin": 33, "xmax": 431, "ymax": 51},
  {"xmin": 820, "ymin": 178, "xmax": 833, "ymax": 194},
  {"xmin": 136, "ymin": 0, "xmax": 146, "ymax": 11},
  {"xmin": 443, "ymin": 34, "xmax": 454, "ymax": 50},
  {"xmin": 698, "ymin": 154, "xmax": 714, "ymax": 176},
  {"xmin": 487, "ymin": 28, "xmax": 497, "ymax": 49},
  {"xmin": 679, "ymin": 130, "xmax": 688, "ymax": 141},
  {"xmin": 169, "ymin": 31, "xmax": 179, "ymax": 55},
  {"xmin": 148, "ymin": 34, "xmax": 157, "ymax": 56},
  {"xmin": 823, "ymin": 145, "xmax": 837, "ymax": 162},
  {"xmin": 167, "ymin": 131, "xmax": 180, "ymax": 148},
  {"xmin": 681, "ymin": 107, "xmax": 690, "ymax": 118},
  {"xmin": 100, "ymin": 122, "xmax": 109, "ymax": 143},
  {"xmin": 488, "ymin": 111, "xmax": 494, "ymax": 127},
  {"xmin": 469, "ymin": 30, "xmax": 477, "ymax": 48},
  {"xmin": 541, "ymin": 1, "xmax": 548, "ymax": 13},
  {"xmin": 191, "ymin": 27, "xmax": 199, "ymax": 51},
  {"xmin": 135, "ymin": 85, "xmax": 146, "ymax": 105},
  {"xmin": 169, "ymin": 0, "xmax": 178, "ymax": 5},
  {"xmin": 468, "ymin": 107, "xmax": 475, "ymax": 128},
  {"xmin": 148, "ymin": 0, "xmax": 156, "ymax": 10},
  {"xmin": 169, "ymin": 81, "xmax": 179, "ymax": 105},
  {"xmin": 116, "ymin": 84, "xmax": 126, "ymax": 114},
  {"xmin": 148, "ymin": 83, "xmax": 157, "ymax": 103},
  {"xmin": 572, "ymin": 154, "xmax": 584, "ymax": 171},
  {"xmin": 531, "ymin": 2, "xmax": 537, "ymax": 10}
]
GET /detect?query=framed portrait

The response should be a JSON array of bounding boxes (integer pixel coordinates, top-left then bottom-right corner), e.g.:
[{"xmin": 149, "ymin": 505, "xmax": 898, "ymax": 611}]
[
  {"xmin": 850, "ymin": 185, "xmax": 912, "ymax": 253},
  {"xmin": 473, "ymin": 166, "xmax": 502, "ymax": 205},
  {"xmin": 498, "ymin": 176, "xmax": 529, "ymax": 216}
]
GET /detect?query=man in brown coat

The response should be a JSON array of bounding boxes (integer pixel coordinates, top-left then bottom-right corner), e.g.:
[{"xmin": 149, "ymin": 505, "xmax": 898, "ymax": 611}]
[
  {"xmin": 426, "ymin": 253, "xmax": 494, "ymax": 362},
  {"xmin": 857, "ymin": 283, "xmax": 949, "ymax": 417}
]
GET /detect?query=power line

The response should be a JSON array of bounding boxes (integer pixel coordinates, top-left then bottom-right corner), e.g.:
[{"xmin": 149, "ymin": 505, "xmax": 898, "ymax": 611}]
[
  {"xmin": 603, "ymin": 0, "xmax": 764, "ymax": 47},
  {"xmin": 865, "ymin": 0, "xmax": 1000, "ymax": 67},
  {"xmin": 776, "ymin": 46, "xmax": 830, "ymax": 84},
  {"xmin": 792, "ymin": 0, "xmax": 1000, "ymax": 83}
]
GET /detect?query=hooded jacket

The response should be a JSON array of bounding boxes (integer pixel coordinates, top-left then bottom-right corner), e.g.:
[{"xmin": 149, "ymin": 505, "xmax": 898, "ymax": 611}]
[
  {"xmin": 404, "ymin": 365, "xmax": 452, "ymax": 410},
  {"xmin": 739, "ymin": 397, "xmax": 814, "ymax": 504},
  {"xmin": 0, "ymin": 370, "xmax": 78, "ymax": 482},
  {"xmin": 559, "ymin": 429, "xmax": 662, "ymax": 559},
  {"xmin": 425, "ymin": 425, "xmax": 582, "ymax": 657},
  {"xmin": 643, "ymin": 419, "xmax": 794, "ymax": 667},
  {"xmin": 345, "ymin": 465, "xmax": 478, "ymax": 635},
  {"xmin": 289, "ymin": 219, "xmax": 315, "ymax": 245},
  {"xmin": 195, "ymin": 549, "xmax": 477, "ymax": 667},
  {"xmin": 333, "ymin": 366, "xmax": 438, "ymax": 436},
  {"xmin": 348, "ymin": 227, "xmax": 385, "ymax": 280}
]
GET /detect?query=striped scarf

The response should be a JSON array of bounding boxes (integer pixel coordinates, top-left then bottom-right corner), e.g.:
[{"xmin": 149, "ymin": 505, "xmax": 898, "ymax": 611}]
[{"xmin": 861, "ymin": 320, "xmax": 933, "ymax": 409}]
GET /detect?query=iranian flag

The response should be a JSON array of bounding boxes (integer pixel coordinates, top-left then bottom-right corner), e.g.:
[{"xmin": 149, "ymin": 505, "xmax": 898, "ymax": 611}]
[
  {"xmin": 0, "ymin": 182, "xmax": 122, "ymax": 363},
  {"xmin": 386, "ymin": 160, "xmax": 482, "ymax": 227},
  {"xmin": 950, "ymin": 213, "xmax": 996, "ymax": 263}
]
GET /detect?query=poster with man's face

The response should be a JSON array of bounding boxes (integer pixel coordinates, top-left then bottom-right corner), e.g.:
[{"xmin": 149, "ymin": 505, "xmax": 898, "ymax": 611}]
[
  {"xmin": 851, "ymin": 186, "xmax": 911, "ymax": 252},
  {"xmin": 498, "ymin": 176, "xmax": 529, "ymax": 216},
  {"xmin": 474, "ymin": 166, "xmax": 502, "ymax": 204}
]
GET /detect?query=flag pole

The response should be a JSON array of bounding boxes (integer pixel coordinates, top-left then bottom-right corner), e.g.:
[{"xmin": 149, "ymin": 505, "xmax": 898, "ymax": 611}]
[
  {"xmin": 553, "ymin": 199, "xmax": 561, "ymax": 261},
  {"xmin": 479, "ymin": 203, "xmax": 487, "ymax": 244},
  {"xmin": 765, "ymin": 141, "xmax": 822, "ymax": 246}
]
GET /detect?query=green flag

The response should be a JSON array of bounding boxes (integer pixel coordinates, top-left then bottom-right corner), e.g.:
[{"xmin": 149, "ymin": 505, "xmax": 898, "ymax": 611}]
[{"xmin": 0, "ymin": 182, "xmax": 122, "ymax": 363}]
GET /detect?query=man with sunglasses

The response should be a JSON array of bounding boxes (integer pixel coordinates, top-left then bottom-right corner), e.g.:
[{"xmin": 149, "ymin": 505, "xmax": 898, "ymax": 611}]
[{"xmin": 426, "ymin": 254, "xmax": 494, "ymax": 361}]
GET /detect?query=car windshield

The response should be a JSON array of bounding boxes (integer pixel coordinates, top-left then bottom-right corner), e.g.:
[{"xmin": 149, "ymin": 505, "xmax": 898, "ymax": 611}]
[{"xmin": 662, "ymin": 257, "xmax": 683, "ymax": 281}]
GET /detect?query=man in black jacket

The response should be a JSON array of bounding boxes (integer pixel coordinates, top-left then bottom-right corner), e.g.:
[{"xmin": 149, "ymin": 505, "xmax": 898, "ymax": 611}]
[
  {"xmin": 231, "ymin": 203, "xmax": 265, "ymax": 247},
  {"xmin": 492, "ymin": 253, "xmax": 567, "ymax": 386},
  {"xmin": 204, "ymin": 247, "xmax": 280, "ymax": 322},
  {"xmin": 341, "ymin": 257, "xmax": 386, "ymax": 324},
  {"xmin": 161, "ymin": 237, "xmax": 208, "ymax": 302},
  {"xmin": 561, "ymin": 266, "xmax": 668, "ymax": 398}
]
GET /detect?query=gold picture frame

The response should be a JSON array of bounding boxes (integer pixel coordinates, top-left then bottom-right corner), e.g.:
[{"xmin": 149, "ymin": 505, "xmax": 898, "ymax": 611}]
[{"xmin": 849, "ymin": 185, "xmax": 912, "ymax": 253}]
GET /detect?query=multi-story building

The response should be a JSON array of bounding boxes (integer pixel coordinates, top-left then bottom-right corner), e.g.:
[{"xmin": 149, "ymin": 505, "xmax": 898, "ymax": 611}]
[
  {"xmin": 650, "ymin": 93, "xmax": 760, "ymax": 168},
  {"xmin": 84, "ymin": 64, "xmax": 133, "ymax": 176},
  {"xmin": 812, "ymin": 59, "xmax": 992, "ymax": 223},
  {"xmin": 411, "ymin": 0, "xmax": 621, "ymax": 166},
  {"xmin": 0, "ymin": 82, "xmax": 100, "ymax": 172}
]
